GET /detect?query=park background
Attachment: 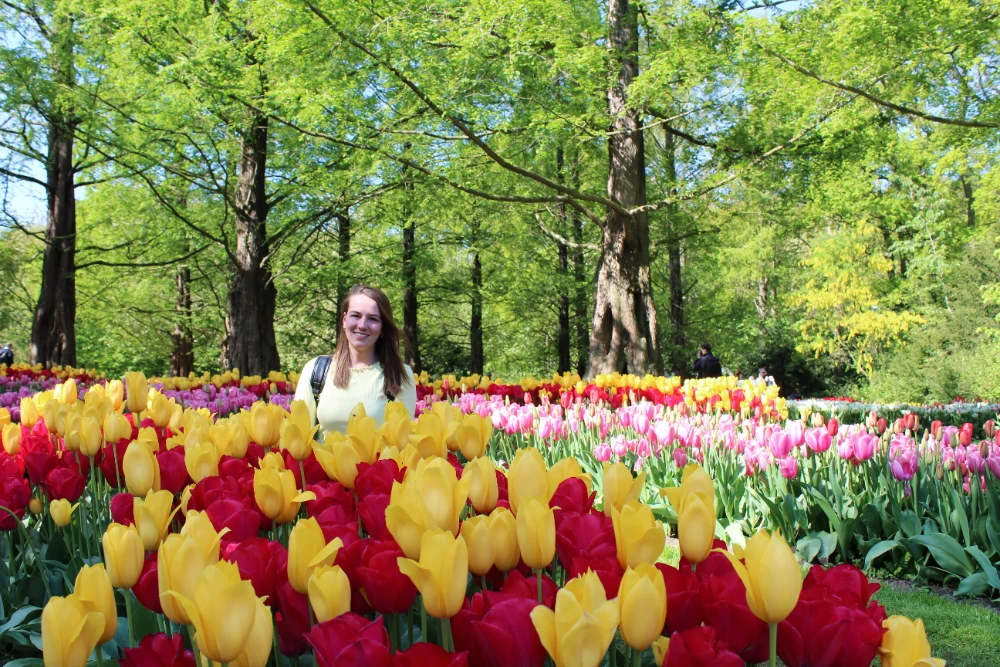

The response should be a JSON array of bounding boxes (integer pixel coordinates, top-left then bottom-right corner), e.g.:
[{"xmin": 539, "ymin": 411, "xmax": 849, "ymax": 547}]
[{"xmin": 1, "ymin": 0, "xmax": 999, "ymax": 396}]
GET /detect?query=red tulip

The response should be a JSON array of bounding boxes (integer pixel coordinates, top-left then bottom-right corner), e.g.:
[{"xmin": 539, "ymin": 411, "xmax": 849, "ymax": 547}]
[
  {"xmin": 931, "ymin": 420, "xmax": 943, "ymax": 439},
  {"xmin": 187, "ymin": 475, "xmax": 248, "ymax": 512},
  {"xmin": 656, "ymin": 563, "xmax": 702, "ymax": 634},
  {"xmin": 663, "ymin": 626, "xmax": 744, "ymax": 667},
  {"xmin": 222, "ymin": 537, "xmax": 288, "ymax": 605},
  {"xmin": 307, "ymin": 479, "xmax": 357, "ymax": 516},
  {"xmin": 354, "ymin": 459, "xmax": 404, "ymax": 499},
  {"xmin": 549, "ymin": 478, "xmax": 595, "ymax": 520},
  {"xmin": 98, "ymin": 438, "xmax": 129, "ymax": 487},
  {"xmin": 699, "ymin": 570, "xmax": 769, "ymax": 663},
  {"xmin": 25, "ymin": 451, "xmax": 58, "ymax": 486},
  {"xmin": 219, "ymin": 455, "xmax": 254, "ymax": 483},
  {"xmin": 358, "ymin": 494, "xmax": 392, "ymax": 540},
  {"xmin": 497, "ymin": 570, "xmax": 558, "ymax": 608},
  {"xmin": 356, "ymin": 541, "xmax": 416, "ymax": 614},
  {"xmin": 120, "ymin": 632, "xmax": 195, "ymax": 667},
  {"xmin": 471, "ymin": 597, "xmax": 547, "ymax": 667},
  {"xmin": 305, "ymin": 613, "xmax": 391, "ymax": 667},
  {"xmin": 567, "ymin": 555, "xmax": 623, "ymax": 600},
  {"xmin": 392, "ymin": 642, "xmax": 468, "ymax": 667},
  {"xmin": 284, "ymin": 450, "xmax": 327, "ymax": 487},
  {"xmin": 826, "ymin": 418, "xmax": 839, "ymax": 437},
  {"xmin": 206, "ymin": 498, "xmax": 261, "ymax": 544},
  {"xmin": 275, "ymin": 580, "xmax": 310, "ymax": 656},
  {"xmin": 133, "ymin": 553, "xmax": 162, "ymax": 613},
  {"xmin": 0, "ymin": 454, "xmax": 22, "ymax": 479},
  {"xmin": 876, "ymin": 418, "xmax": 887, "ymax": 435},
  {"xmin": 986, "ymin": 420, "xmax": 998, "ymax": 439},
  {"xmin": 555, "ymin": 512, "xmax": 616, "ymax": 570},
  {"xmin": 0, "ymin": 477, "xmax": 29, "ymax": 530},
  {"xmin": 111, "ymin": 493, "xmax": 135, "ymax": 526},
  {"xmin": 156, "ymin": 449, "xmax": 191, "ymax": 495},
  {"xmin": 43, "ymin": 466, "xmax": 85, "ymax": 502},
  {"xmin": 777, "ymin": 602, "xmax": 883, "ymax": 667}
]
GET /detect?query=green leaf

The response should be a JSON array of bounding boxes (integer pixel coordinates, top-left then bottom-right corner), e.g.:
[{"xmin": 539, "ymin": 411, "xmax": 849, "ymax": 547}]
[
  {"xmin": 899, "ymin": 510, "xmax": 921, "ymax": 538},
  {"xmin": 796, "ymin": 536, "xmax": 822, "ymax": 563},
  {"xmin": 837, "ymin": 517, "xmax": 856, "ymax": 561},
  {"xmin": 864, "ymin": 540, "xmax": 900, "ymax": 571},
  {"xmin": 965, "ymin": 546, "xmax": 1000, "ymax": 591},
  {"xmin": 0, "ymin": 605, "xmax": 40, "ymax": 636},
  {"xmin": 956, "ymin": 572, "xmax": 990, "ymax": 597},
  {"xmin": 910, "ymin": 534, "xmax": 976, "ymax": 577}
]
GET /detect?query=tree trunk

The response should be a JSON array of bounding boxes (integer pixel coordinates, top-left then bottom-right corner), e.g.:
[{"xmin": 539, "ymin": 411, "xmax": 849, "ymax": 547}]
[
  {"xmin": 572, "ymin": 164, "xmax": 589, "ymax": 376},
  {"xmin": 30, "ymin": 17, "xmax": 77, "ymax": 368},
  {"xmin": 224, "ymin": 113, "xmax": 280, "ymax": 375},
  {"xmin": 587, "ymin": 0, "xmax": 660, "ymax": 377},
  {"xmin": 401, "ymin": 188, "xmax": 421, "ymax": 373},
  {"xmin": 556, "ymin": 146, "xmax": 571, "ymax": 373},
  {"xmin": 663, "ymin": 129, "xmax": 686, "ymax": 376},
  {"xmin": 470, "ymin": 244, "xmax": 484, "ymax": 375},
  {"xmin": 336, "ymin": 210, "xmax": 351, "ymax": 323},
  {"xmin": 170, "ymin": 264, "xmax": 195, "ymax": 376},
  {"xmin": 960, "ymin": 176, "xmax": 976, "ymax": 228}
]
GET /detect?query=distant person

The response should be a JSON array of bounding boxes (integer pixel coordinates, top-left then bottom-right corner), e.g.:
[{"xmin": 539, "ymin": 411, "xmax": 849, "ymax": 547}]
[
  {"xmin": 0, "ymin": 343, "xmax": 13, "ymax": 367},
  {"xmin": 691, "ymin": 343, "xmax": 722, "ymax": 379},
  {"xmin": 758, "ymin": 367, "xmax": 775, "ymax": 386}
]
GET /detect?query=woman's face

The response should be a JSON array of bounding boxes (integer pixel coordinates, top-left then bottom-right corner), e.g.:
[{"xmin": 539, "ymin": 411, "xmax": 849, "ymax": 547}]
[{"xmin": 343, "ymin": 294, "xmax": 383, "ymax": 354}]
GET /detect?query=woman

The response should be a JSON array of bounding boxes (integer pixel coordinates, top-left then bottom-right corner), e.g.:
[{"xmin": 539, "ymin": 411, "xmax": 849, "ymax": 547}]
[{"xmin": 294, "ymin": 285, "xmax": 416, "ymax": 437}]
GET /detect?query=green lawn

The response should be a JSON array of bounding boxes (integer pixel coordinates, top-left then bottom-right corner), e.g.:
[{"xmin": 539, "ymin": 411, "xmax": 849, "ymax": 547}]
[{"xmin": 657, "ymin": 543, "xmax": 1000, "ymax": 666}]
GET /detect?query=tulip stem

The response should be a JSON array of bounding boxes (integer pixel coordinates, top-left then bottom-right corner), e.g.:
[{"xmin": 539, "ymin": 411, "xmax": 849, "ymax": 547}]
[
  {"xmin": 535, "ymin": 568, "xmax": 542, "ymax": 605},
  {"xmin": 632, "ymin": 647, "xmax": 641, "ymax": 667},
  {"xmin": 388, "ymin": 614, "xmax": 397, "ymax": 653},
  {"xmin": 769, "ymin": 622, "xmax": 777, "ymax": 667},
  {"xmin": 439, "ymin": 616, "xmax": 453, "ymax": 652},
  {"xmin": 420, "ymin": 597, "xmax": 427, "ymax": 643},
  {"xmin": 272, "ymin": 614, "xmax": 284, "ymax": 667},
  {"xmin": 185, "ymin": 624, "xmax": 202, "ymax": 667},
  {"xmin": 96, "ymin": 648, "xmax": 104, "ymax": 667},
  {"xmin": 125, "ymin": 589, "xmax": 135, "ymax": 648}
]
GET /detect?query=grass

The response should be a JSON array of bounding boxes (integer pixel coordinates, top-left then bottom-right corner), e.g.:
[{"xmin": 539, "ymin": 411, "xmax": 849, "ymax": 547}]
[{"xmin": 657, "ymin": 541, "xmax": 1000, "ymax": 666}]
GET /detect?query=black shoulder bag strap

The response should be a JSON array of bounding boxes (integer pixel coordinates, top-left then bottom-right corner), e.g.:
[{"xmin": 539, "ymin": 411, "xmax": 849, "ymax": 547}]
[{"xmin": 310, "ymin": 355, "xmax": 333, "ymax": 403}]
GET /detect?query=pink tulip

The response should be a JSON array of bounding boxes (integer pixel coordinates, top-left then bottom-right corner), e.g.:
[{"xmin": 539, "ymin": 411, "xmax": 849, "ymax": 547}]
[
  {"xmin": 890, "ymin": 450, "xmax": 917, "ymax": 481},
  {"xmin": 988, "ymin": 455, "xmax": 1000, "ymax": 480},
  {"xmin": 654, "ymin": 422, "xmax": 676, "ymax": 448},
  {"xmin": 805, "ymin": 428, "xmax": 832, "ymax": 453},
  {"xmin": 673, "ymin": 448, "xmax": 687, "ymax": 468},
  {"xmin": 853, "ymin": 434, "xmax": 878, "ymax": 461},
  {"xmin": 593, "ymin": 444, "xmax": 612, "ymax": 463},
  {"xmin": 967, "ymin": 446, "xmax": 986, "ymax": 475},
  {"xmin": 633, "ymin": 413, "xmax": 650, "ymax": 436},
  {"xmin": 778, "ymin": 457, "xmax": 799, "ymax": 479},
  {"xmin": 769, "ymin": 432, "xmax": 793, "ymax": 458}
]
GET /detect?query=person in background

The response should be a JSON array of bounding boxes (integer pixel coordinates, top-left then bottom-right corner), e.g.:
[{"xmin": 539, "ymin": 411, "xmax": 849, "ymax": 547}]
[
  {"xmin": 758, "ymin": 367, "xmax": 776, "ymax": 386},
  {"xmin": 691, "ymin": 343, "xmax": 722, "ymax": 379},
  {"xmin": 0, "ymin": 343, "xmax": 13, "ymax": 367}
]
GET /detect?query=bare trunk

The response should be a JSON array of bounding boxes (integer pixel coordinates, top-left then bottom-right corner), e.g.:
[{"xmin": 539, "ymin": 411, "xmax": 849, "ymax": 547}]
[
  {"xmin": 470, "ymin": 245, "xmax": 484, "ymax": 375},
  {"xmin": 755, "ymin": 275, "xmax": 769, "ymax": 359},
  {"xmin": 588, "ymin": 0, "xmax": 660, "ymax": 377},
  {"xmin": 336, "ymin": 211, "xmax": 351, "ymax": 328},
  {"xmin": 224, "ymin": 113, "xmax": 280, "ymax": 375},
  {"xmin": 556, "ymin": 146, "xmax": 571, "ymax": 373},
  {"xmin": 572, "ymin": 166, "xmax": 588, "ymax": 376},
  {"xmin": 402, "ymin": 194, "xmax": 421, "ymax": 373},
  {"xmin": 30, "ymin": 18, "xmax": 77, "ymax": 368},
  {"xmin": 170, "ymin": 264, "xmax": 195, "ymax": 376},
  {"xmin": 960, "ymin": 176, "xmax": 975, "ymax": 228},
  {"xmin": 663, "ymin": 129, "xmax": 685, "ymax": 375}
]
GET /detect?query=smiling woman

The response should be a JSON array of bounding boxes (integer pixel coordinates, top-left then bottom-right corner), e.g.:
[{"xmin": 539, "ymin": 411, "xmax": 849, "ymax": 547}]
[{"xmin": 293, "ymin": 285, "xmax": 416, "ymax": 437}]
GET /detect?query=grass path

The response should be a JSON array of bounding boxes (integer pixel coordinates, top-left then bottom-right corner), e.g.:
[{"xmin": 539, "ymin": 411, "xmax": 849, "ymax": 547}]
[{"xmin": 658, "ymin": 542, "xmax": 1000, "ymax": 666}]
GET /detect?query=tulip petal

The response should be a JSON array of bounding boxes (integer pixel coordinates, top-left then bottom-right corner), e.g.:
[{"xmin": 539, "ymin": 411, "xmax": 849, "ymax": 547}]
[
  {"xmin": 307, "ymin": 537, "xmax": 343, "ymax": 568},
  {"xmin": 529, "ymin": 605, "xmax": 558, "ymax": 662}
]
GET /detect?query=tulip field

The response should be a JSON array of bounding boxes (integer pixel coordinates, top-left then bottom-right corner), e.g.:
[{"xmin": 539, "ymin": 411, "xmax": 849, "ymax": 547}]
[{"xmin": 1, "ymin": 365, "xmax": 995, "ymax": 665}]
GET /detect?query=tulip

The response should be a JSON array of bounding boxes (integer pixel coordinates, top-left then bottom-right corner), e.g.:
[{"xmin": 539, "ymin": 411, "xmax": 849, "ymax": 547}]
[
  {"xmin": 20, "ymin": 396, "xmax": 40, "ymax": 428},
  {"xmin": 158, "ymin": 533, "xmax": 211, "ymax": 624},
  {"xmin": 308, "ymin": 565, "xmax": 351, "ymax": 623},
  {"xmin": 232, "ymin": 595, "xmax": 273, "ymax": 667},
  {"xmin": 660, "ymin": 464, "xmax": 715, "ymax": 514},
  {"xmin": 454, "ymin": 412, "xmax": 493, "ymax": 459},
  {"xmin": 460, "ymin": 514, "xmax": 496, "ymax": 576},
  {"xmin": 386, "ymin": 458, "xmax": 470, "ymax": 559},
  {"xmin": 288, "ymin": 517, "xmax": 343, "ymax": 594},
  {"xmin": 79, "ymin": 410, "xmax": 104, "ymax": 457},
  {"xmin": 249, "ymin": 402, "xmax": 283, "ymax": 448},
  {"xmin": 548, "ymin": 457, "xmax": 591, "ymax": 498},
  {"xmin": 124, "ymin": 371, "xmax": 149, "ymax": 413},
  {"xmin": 397, "ymin": 529, "xmax": 469, "ymax": 618},
  {"xmin": 102, "ymin": 523, "xmax": 144, "ymax": 588},
  {"xmin": 612, "ymin": 500, "xmax": 666, "ymax": 569},
  {"xmin": 602, "ymin": 462, "xmax": 645, "ymax": 515},
  {"xmin": 879, "ymin": 616, "xmax": 945, "ymax": 667},
  {"xmin": 123, "ymin": 439, "xmax": 161, "ymax": 497},
  {"xmin": 2, "ymin": 422, "xmax": 20, "ymax": 456},
  {"xmin": 29, "ymin": 498, "xmax": 42, "ymax": 515},
  {"xmin": 507, "ymin": 446, "xmax": 549, "ymax": 515},
  {"xmin": 180, "ymin": 510, "xmax": 228, "ymax": 562},
  {"xmin": 163, "ymin": 560, "xmax": 258, "ymax": 663},
  {"xmin": 653, "ymin": 636, "xmax": 670, "ymax": 667},
  {"xmin": 489, "ymin": 506, "xmax": 521, "ymax": 572},
  {"xmin": 313, "ymin": 435, "xmax": 367, "ymax": 489},
  {"xmin": 74, "ymin": 564, "xmax": 118, "ymax": 644},
  {"xmin": 50, "ymin": 499, "xmax": 79, "ymax": 528},
  {"xmin": 253, "ymin": 467, "xmax": 314, "ymax": 523},
  {"xmin": 515, "ymin": 497, "xmax": 556, "ymax": 569},
  {"xmin": 530, "ymin": 583, "xmax": 619, "ymax": 667},
  {"xmin": 618, "ymin": 563, "xmax": 667, "ymax": 651},
  {"xmin": 676, "ymin": 493, "xmax": 714, "ymax": 565},
  {"xmin": 465, "ymin": 456, "xmax": 500, "ymax": 514},
  {"xmin": 184, "ymin": 440, "xmax": 220, "ymax": 483},
  {"xmin": 104, "ymin": 411, "xmax": 132, "ymax": 445},
  {"xmin": 134, "ymin": 489, "xmax": 178, "ymax": 551},
  {"xmin": 42, "ymin": 594, "xmax": 105, "ymax": 667}
]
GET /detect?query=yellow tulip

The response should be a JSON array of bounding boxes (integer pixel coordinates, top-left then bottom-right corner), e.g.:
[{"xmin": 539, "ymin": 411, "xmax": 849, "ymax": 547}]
[
  {"xmin": 123, "ymin": 439, "xmax": 161, "ymax": 497},
  {"xmin": 612, "ymin": 501, "xmax": 666, "ymax": 569},
  {"xmin": 103, "ymin": 411, "xmax": 132, "ymax": 444},
  {"xmin": 397, "ymin": 530, "xmax": 469, "ymax": 618},
  {"xmin": 184, "ymin": 440, "xmax": 220, "ymax": 483},
  {"xmin": 134, "ymin": 489, "xmax": 178, "ymax": 551},
  {"xmin": 652, "ymin": 636, "xmax": 670, "ymax": 666},
  {"xmin": 530, "ymin": 583, "xmax": 619, "ymax": 667},
  {"xmin": 180, "ymin": 510, "xmax": 228, "ymax": 562},
  {"xmin": 308, "ymin": 565, "xmax": 351, "ymax": 622},
  {"xmin": 515, "ymin": 497, "xmax": 556, "ymax": 569},
  {"xmin": 602, "ymin": 462, "xmax": 645, "ymax": 515},
  {"xmin": 313, "ymin": 436, "xmax": 367, "ymax": 489},
  {"xmin": 878, "ymin": 616, "xmax": 945, "ymax": 667},
  {"xmin": 453, "ymin": 413, "xmax": 492, "ymax": 459},
  {"xmin": 137, "ymin": 426, "xmax": 161, "ymax": 452},
  {"xmin": 548, "ymin": 457, "xmax": 591, "ymax": 498},
  {"xmin": 59, "ymin": 378, "xmax": 78, "ymax": 406},
  {"xmin": 464, "ymin": 456, "xmax": 500, "ymax": 514},
  {"xmin": 253, "ymin": 467, "xmax": 313, "ymax": 523},
  {"xmin": 346, "ymin": 407, "xmax": 377, "ymax": 461},
  {"xmin": 231, "ymin": 596, "xmax": 273, "ymax": 667},
  {"xmin": 158, "ymin": 533, "xmax": 211, "ymax": 624},
  {"xmin": 488, "ymin": 506, "xmax": 520, "ymax": 572},
  {"xmin": 677, "ymin": 493, "xmax": 715, "ymax": 564},
  {"xmin": 660, "ymin": 464, "xmax": 715, "ymax": 514},
  {"xmin": 2, "ymin": 421, "xmax": 20, "ymax": 456},
  {"xmin": 288, "ymin": 517, "xmax": 343, "ymax": 595},
  {"xmin": 562, "ymin": 570, "xmax": 613, "ymax": 613},
  {"xmin": 102, "ymin": 523, "xmax": 144, "ymax": 588},
  {"xmin": 74, "ymin": 564, "xmax": 118, "ymax": 644},
  {"xmin": 79, "ymin": 410, "xmax": 103, "ymax": 457},
  {"xmin": 107, "ymin": 379, "xmax": 124, "ymax": 411},
  {"xmin": 249, "ymin": 402, "xmax": 283, "ymax": 448},
  {"xmin": 124, "ymin": 371, "xmax": 148, "ymax": 413},
  {"xmin": 163, "ymin": 560, "xmax": 257, "ymax": 663},
  {"xmin": 618, "ymin": 564, "xmax": 667, "ymax": 651},
  {"xmin": 507, "ymin": 447, "xmax": 548, "ymax": 516},
  {"xmin": 20, "ymin": 396, "xmax": 40, "ymax": 428},
  {"xmin": 41, "ymin": 594, "xmax": 105, "ymax": 667},
  {"xmin": 413, "ymin": 411, "xmax": 446, "ymax": 454},
  {"xmin": 460, "ymin": 515, "xmax": 495, "ymax": 576},
  {"xmin": 50, "ymin": 499, "xmax": 79, "ymax": 528},
  {"xmin": 385, "ymin": 458, "xmax": 470, "ymax": 559},
  {"xmin": 29, "ymin": 497, "xmax": 42, "ymax": 515},
  {"xmin": 378, "ymin": 403, "xmax": 412, "ymax": 450},
  {"xmin": 717, "ymin": 529, "xmax": 802, "ymax": 625}
]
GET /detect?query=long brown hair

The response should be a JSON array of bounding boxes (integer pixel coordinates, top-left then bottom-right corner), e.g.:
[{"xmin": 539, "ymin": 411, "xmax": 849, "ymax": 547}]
[{"xmin": 332, "ymin": 285, "xmax": 410, "ymax": 398}]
